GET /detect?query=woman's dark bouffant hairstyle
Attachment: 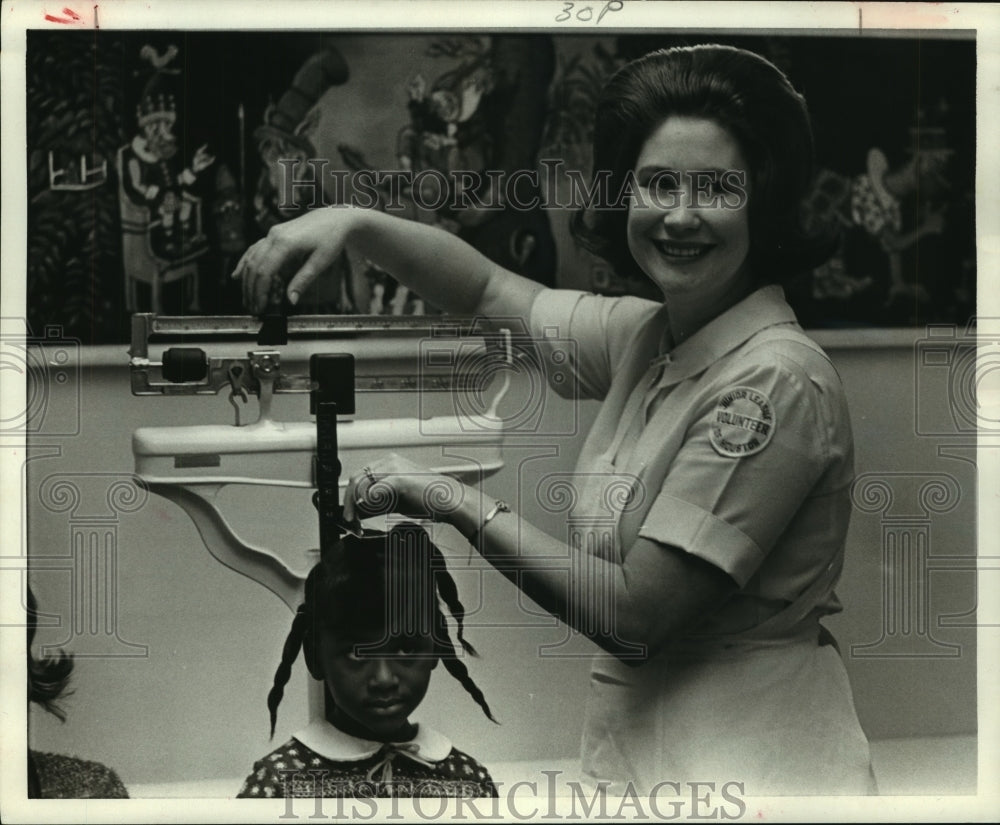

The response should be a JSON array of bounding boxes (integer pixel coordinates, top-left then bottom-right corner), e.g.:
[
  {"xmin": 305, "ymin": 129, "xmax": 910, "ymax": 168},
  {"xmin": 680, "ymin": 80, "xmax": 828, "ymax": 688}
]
[
  {"xmin": 27, "ymin": 586, "xmax": 75, "ymax": 722},
  {"xmin": 571, "ymin": 43, "xmax": 837, "ymax": 285},
  {"xmin": 266, "ymin": 522, "xmax": 496, "ymax": 737}
]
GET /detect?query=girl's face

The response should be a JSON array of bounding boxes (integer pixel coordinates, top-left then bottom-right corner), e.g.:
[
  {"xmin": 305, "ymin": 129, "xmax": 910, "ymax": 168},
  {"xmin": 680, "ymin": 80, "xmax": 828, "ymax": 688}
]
[
  {"xmin": 627, "ymin": 116, "xmax": 753, "ymax": 308},
  {"xmin": 318, "ymin": 627, "xmax": 437, "ymax": 742}
]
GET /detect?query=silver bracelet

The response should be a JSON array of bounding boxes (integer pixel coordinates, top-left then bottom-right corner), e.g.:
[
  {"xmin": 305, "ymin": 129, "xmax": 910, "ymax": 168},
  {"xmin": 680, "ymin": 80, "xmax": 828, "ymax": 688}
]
[{"xmin": 469, "ymin": 499, "xmax": 511, "ymax": 552}]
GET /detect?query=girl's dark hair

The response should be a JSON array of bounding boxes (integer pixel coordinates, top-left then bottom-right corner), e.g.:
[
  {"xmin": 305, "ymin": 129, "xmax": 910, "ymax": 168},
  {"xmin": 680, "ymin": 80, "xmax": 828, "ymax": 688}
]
[
  {"xmin": 266, "ymin": 522, "xmax": 496, "ymax": 737},
  {"xmin": 27, "ymin": 586, "xmax": 75, "ymax": 722},
  {"xmin": 571, "ymin": 43, "xmax": 837, "ymax": 286}
]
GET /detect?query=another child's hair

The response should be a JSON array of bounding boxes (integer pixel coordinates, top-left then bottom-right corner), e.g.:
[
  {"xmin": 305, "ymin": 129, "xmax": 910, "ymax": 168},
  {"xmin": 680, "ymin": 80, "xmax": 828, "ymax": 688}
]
[
  {"xmin": 266, "ymin": 522, "xmax": 496, "ymax": 737},
  {"xmin": 26, "ymin": 586, "xmax": 75, "ymax": 722},
  {"xmin": 571, "ymin": 43, "xmax": 836, "ymax": 285}
]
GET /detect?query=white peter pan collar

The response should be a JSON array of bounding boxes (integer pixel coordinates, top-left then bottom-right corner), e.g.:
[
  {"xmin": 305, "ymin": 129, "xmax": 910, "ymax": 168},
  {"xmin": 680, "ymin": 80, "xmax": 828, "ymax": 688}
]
[{"xmin": 293, "ymin": 718, "xmax": 453, "ymax": 764}]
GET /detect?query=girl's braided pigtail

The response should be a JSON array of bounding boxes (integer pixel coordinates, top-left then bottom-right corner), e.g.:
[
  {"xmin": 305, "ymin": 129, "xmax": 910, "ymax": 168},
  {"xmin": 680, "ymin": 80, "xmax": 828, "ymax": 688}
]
[
  {"xmin": 428, "ymin": 544, "xmax": 497, "ymax": 723},
  {"xmin": 439, "ymin": 632, "xmax": 498, "ymax": 724},
  {"xmin": 266, "ymin": 605, "xmax": 309, "ymax": 738},
  {"xmin": 430, "ymin": 543, "xmax": 479, "ymax": 656}
]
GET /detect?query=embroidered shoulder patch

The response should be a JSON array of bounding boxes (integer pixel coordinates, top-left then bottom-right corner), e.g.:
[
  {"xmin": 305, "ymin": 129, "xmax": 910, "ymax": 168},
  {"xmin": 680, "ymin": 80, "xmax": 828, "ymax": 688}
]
[{"xmin": 709, "ymin": 386, "xmax": 776, "ymax": 458}]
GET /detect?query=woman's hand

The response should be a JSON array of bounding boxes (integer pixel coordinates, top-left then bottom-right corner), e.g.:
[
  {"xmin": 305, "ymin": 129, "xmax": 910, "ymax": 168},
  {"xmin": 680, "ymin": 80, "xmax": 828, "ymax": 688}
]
[
  {"xmin": 343, "ymin": 452, "xmax": 469, "ymax": 526},
  {"xmin": 232, "ymin": 206, "xmax": 359, "ymax": 313}
]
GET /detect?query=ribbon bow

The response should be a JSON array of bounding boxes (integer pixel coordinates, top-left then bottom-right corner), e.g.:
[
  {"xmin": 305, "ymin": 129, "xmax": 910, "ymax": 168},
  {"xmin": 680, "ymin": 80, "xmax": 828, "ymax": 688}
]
[{"xmin": 364, "ymin": 742, "xmax": 435, "ymax": 784}]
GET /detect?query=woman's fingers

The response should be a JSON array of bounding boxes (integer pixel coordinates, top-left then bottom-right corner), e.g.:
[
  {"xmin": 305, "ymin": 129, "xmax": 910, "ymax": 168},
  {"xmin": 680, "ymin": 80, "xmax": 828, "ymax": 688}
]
[
  {"xmin": 230, "ymin": 211, "xmax": 346, "ymax": 312},
  {"xmin": 287, "ymin": 250, "xmax": 332, "ymax": 306},
  {"xmin": 239, "ymin": 250, "xmax": 258, "ymax": 311},
  {"xmin": 232, "ymin": 239, "xmax": 270, "ymax": 312},
  {"xmin": 341, "ymin": 477, "xmax": 357, "ymax": 524},
  {"xmin": 341, "ymin": 455, "xmax": 462, "ymax": 527},
  {"xmin": 231, "ymin": 242, "xmax": 254, "ymax": 285},
  {"xmin": 232, "ymin": 240, "xmax": 299, "ymax": 314},
  {"xmin": 342, "ymin": 465, "xmax": 381, "ymax": 524},
  {"xmin": 248, "ymin": 238, "xmax": 298, "ymax": 312}
]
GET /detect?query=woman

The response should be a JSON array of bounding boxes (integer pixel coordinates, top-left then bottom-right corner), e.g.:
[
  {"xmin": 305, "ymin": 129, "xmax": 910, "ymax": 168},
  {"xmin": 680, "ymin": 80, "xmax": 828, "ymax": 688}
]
[{"xmin": 235, "ymin": 44, "xmax": 876, "ymax": 796}]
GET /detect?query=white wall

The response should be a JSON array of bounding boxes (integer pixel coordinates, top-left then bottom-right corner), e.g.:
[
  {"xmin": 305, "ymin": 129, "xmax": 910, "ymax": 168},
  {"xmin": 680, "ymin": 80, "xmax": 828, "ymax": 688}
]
[{"xmin": 23, "ymin": 332, "xmax": 977, "ymax": 789}]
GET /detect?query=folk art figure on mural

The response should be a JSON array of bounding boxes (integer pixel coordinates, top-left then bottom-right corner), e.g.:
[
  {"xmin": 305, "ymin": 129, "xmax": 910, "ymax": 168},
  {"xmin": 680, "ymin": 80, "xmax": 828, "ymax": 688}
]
[
  {"xmin": 250, "ymin": 45, "xmax": 355, "ymax": 313},
  {"xmin": 800, "ymin": 100, "xmax": 967, "ymax": 326},
  {"xmin": 24, "ymin": 32, "xmax": 975, "ymax": 341},
  {"xmin": 117, "ymin": 45, "xmax": 215, "ymax": 312}
]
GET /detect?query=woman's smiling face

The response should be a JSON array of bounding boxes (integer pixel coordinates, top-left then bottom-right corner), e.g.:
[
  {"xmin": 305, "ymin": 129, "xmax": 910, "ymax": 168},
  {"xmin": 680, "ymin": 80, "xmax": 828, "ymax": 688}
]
[{"xmin": 627, "ymin": 116, "xmax": 753, "ymax": 307}]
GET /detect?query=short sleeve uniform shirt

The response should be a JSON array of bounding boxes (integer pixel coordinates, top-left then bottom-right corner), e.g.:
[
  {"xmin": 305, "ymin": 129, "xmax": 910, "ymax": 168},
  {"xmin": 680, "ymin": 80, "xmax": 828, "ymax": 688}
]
[{"xmin": 529, "ymin": 285, "xmax": 875, "ymax": 795}]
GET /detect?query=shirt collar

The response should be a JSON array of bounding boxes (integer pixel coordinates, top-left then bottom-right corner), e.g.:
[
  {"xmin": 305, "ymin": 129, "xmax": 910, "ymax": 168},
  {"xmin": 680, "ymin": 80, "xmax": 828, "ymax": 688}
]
[
  {"xmin": 292, "ymin": 718, "xmax": 453, "ymax": 764},
  {"xmin": 652, "ymin": 285, "xmax": 798, "ymax": 384}
]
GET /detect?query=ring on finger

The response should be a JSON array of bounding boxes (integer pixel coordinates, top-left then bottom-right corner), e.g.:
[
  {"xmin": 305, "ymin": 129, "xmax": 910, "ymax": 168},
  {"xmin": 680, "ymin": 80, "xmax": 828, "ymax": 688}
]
[
  {"xmin": 354, "ymin": 482, "xmax": 368, "ymax": 505},
  {"xmin": 355, "ymin": 467, "xmax": 376, "ymax": 503}
]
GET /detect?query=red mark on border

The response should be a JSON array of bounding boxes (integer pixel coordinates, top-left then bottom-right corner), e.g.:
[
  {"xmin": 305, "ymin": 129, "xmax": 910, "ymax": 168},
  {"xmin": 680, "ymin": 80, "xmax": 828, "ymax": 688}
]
[{"xmin": 44, "ymin": 7, "xmax": 82, "ymax": 24}]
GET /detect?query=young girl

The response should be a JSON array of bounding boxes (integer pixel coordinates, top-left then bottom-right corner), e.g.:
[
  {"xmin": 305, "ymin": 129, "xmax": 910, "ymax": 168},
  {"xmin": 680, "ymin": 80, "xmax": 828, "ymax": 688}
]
[{"xmin": 237, "ymin": 522, "xmax": 498, "ymax": 799}]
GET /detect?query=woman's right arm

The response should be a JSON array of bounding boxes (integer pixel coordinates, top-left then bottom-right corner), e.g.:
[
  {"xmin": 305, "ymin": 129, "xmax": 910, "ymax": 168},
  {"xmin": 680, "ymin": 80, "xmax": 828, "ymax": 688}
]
[{"xmin": 233, "ymin": 206, "xmax": 546, "ymax": 321}]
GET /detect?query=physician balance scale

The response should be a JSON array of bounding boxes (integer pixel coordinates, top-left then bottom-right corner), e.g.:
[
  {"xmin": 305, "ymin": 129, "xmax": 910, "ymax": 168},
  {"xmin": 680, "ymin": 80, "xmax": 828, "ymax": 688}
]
[{"xmin": 127, "ymin": 310, "xmax": 541, "ymax": 610}]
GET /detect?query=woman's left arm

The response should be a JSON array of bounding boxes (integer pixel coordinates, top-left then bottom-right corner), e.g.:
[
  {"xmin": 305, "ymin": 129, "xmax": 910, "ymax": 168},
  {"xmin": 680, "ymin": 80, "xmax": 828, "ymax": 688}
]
[
  {"xmin": 464, "ymin": 509, "xmax": 737, "ymax": 663},
  {"xmin": 345, "ymin": 455, "xmax": 736, "ymax": 663}
]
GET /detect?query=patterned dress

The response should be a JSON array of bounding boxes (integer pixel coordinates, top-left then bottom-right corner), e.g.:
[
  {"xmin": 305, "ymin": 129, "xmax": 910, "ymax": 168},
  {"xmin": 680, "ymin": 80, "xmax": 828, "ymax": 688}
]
[
  {"xmin": 237, "ymin": 719, "xmax": 496, "ymax": 798},
  {"xmin": 29, "ymin": 751, "xmax": 129, "ymax": 798}
]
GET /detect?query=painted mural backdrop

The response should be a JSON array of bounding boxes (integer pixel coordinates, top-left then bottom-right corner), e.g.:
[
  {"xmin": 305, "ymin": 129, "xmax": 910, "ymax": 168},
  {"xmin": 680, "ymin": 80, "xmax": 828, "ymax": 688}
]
[{"xmin": 25, "ymin": 31, "xmax": 975, "ymax": 344}]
